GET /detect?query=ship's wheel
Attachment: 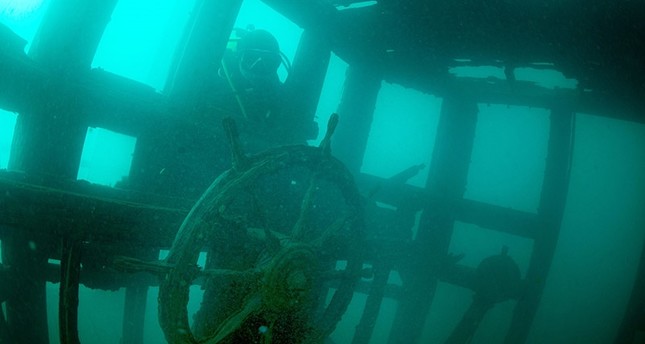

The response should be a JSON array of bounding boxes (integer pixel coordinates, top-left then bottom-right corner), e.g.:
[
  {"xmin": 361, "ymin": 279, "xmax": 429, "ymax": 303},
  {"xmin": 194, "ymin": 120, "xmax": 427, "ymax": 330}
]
[{"xmin": 157, "ymin": 114, "xmax": 364, "ymax": 343}]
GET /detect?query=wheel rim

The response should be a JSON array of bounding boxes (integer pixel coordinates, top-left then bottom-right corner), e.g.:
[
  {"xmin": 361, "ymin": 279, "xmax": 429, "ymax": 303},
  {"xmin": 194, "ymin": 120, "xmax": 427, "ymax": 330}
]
[{"xmin": 158, "ymin": 140, "xmax": 364, "ymax": 343}]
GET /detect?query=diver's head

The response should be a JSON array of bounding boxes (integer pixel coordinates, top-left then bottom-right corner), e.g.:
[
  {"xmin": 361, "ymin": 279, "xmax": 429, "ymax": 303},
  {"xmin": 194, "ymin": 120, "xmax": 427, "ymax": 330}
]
[{"xmin": 236, "ymin": 29, "xmax": 281, "ymax": 84}]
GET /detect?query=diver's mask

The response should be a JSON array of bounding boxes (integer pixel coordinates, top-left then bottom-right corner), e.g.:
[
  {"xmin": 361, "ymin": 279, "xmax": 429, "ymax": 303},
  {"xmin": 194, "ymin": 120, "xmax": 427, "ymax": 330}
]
[{"xmin": 238, "ymin": 47, "xmax": 282, "ymax": 85}]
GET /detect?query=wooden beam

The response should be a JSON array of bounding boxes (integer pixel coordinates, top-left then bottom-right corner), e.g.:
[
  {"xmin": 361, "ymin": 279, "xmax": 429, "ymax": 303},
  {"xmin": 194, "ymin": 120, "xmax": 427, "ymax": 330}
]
[
  {"xmin": 391, "ymin": 76, "xmax": 645, "ymax": 125},
  {"xmin": 165, "ymin": 0, "xmax": 243, "ymax": 109},
  {"xmin": 0, "ymin": 25, "xmax": 47, "ymax": 113},
  {"xmin": 0, "ymin": 295, "xmax": 9, "ymax": 343},
  {"xmin": 261, "ymin": 0, "xmax": 339, "ymax": 32},
  {"xmin": 615, "ymin": 235, "xmax": 645, "ymax": 343},
  {"xmin": 334, "ymin": 65, "xmax": 382, "ymax": 173},
  {"xmin": 28, "ymin": 0, "xmax": 118, "ymax": 71},
  {"xmin": 356, "ymin": 173, "xmax": 540, "ymax": 239},
  {"xmin": 121, "ymin": 248, "xmax": 157, "ymax": 344},
  {"xmin": 504, "ymin": 107, "xmax": 574, "ymax": 343},
  {"xmin": 280, "ymin": 30, "xmax": 332, "ymax": 143},
  {"xmin": 59, "ymin": 237, "xmax": 81, "ymax": 344},
  {"xmin": 121, "ymin": 286, "xmax": 149, "ymax": 344},
  {"xmin": 388, "ymin": 94, "xmax": 478, "ymax": 343},
  {"xmin": 0, "ymin": 172, "xmax": 188, "ymax": 248},
  {"xmin": 2, "ymin": 233, "xmax": 50, "ymax": 344},
  {"xmin": 352, "ymin": 261, "xmax": 392, "ymax": 344},
  {"xmin": 81, "ymin": 69, "xmax": 169, "ymax": 137},
  {"xmin": 0, "ymin": 46, "xmax": 168, "ymax": 138},
  {"xmin": 457, "ymin": 199, "xmax": 539, "ymax": 239}
]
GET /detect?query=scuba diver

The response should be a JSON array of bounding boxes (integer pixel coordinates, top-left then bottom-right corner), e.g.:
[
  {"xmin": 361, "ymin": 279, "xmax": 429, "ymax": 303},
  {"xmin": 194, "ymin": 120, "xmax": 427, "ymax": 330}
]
[
  {"xmin": 216, "ymin": 27, "xmax": 290, "ymax": 124},
  {"xmin": 133, "ymin": 28, "xmax": 294, "ymax": 198}
]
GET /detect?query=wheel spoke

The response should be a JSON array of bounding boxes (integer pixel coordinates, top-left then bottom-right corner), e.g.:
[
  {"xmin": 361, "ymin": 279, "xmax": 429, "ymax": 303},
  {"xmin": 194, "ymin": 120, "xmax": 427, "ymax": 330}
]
[
  {"xmin": 157, "ymin": 136, "xmax": 364, "ymax": 343},
  {"xmin": 203, "ymin": 293, "xmax": 262, "ymax": 344}
]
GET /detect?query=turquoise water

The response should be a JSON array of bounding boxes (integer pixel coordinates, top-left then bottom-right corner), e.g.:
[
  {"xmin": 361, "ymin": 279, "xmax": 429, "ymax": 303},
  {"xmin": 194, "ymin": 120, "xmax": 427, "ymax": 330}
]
[{"xmin": 2, "ymin": 1, "xmax": 645, "ymax": 343}]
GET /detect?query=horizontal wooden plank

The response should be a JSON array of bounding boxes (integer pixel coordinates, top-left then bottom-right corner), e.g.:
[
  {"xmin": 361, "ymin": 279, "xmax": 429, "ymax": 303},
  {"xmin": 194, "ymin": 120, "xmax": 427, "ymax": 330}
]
[
  {"xmin": 457, "ymin": 199, "xmax": 539, "ymax": 239},
  {"xmin": 0, "ymin": 171, "xmax": 190, "ymax": 247},
  {"xmin": 356, "ymin": 173, "xmax": 540, "ymax": 239}
]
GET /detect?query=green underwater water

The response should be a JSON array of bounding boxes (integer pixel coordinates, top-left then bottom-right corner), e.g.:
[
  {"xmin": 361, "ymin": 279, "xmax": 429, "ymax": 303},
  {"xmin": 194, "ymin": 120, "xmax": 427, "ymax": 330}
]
[{"xmin": 2, "ymin": 1, "xmax": 645, "ymax": 343}]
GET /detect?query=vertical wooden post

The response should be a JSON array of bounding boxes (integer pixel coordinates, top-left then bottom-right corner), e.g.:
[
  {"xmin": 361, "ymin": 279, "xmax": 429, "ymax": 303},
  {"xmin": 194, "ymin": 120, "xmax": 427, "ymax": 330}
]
[
  {"xmin": 165, "ymin": 0, "xmax": 243, "ymax": 109},
  {"xmin": 352, "ymin": 262, "xmax": 391, "ymax": 344},
  {"xmin": 0, "ymin": 309, "xmax": 9, "ymax": 343},
  {"xmin": 333, "ymin": 66, "xmax": 382, "ymax": 173},
  {"xmin": 388, "ymin": 95, "xmax": 478, "ymax": 343},
  {"xmin": 121, "ymin": 249, "xmax": 156, "ymax": 344},
  {"xmin": 9, "ymin": 0, "xmax": 118, "ymax": 179},
  {"xmin": 1, "ymin": 268, "xmax": 11, "ymax": 343},
  {"xmin": 121, "ymin": 285, "xmax": 149, "ymax": 344},
  {"xmin": 59, "ymin": 237, "xmax": 81, "ymax": 344},
  {"xmin": 5, "ymin": 2, "xmax": 118, "ymax": 343},
  {"xmin": 128, "ymin": 0, "xmax": 243, "ymax": 198},
  {"xmin": 614, "ymin": 236, "xmax": 645, "ymax": 343},
  {"xmin": 2, "ymin": 235, "xmax": 50, "ymax": 344},
  {"xmin": 28, "ymin": 0, "xmax": 117, "ymax": 71},
  {"xmin": 504, "ymin": 107, "xmax": 574, "ymax": 343},
  {"xmin": 280, "ymin": 30, "xmax": 331, "ymax": 143}
]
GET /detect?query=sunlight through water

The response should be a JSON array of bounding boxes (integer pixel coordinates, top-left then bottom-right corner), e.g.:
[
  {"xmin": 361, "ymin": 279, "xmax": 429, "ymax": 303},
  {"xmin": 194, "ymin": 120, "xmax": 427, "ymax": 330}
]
[{"xmin": 0, "ymin": 0, "xmax": 43, "ymax": 18}]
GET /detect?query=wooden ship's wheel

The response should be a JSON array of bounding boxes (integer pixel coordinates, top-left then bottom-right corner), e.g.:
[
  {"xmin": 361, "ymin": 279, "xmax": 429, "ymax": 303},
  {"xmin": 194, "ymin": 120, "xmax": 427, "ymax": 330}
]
[{"xmin": 120, "ymin": 114, "xmax": 364, "ymax": 343}]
